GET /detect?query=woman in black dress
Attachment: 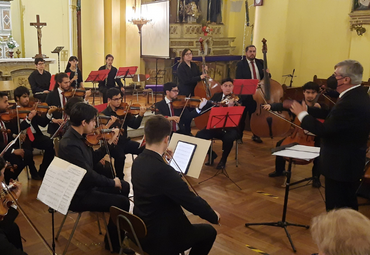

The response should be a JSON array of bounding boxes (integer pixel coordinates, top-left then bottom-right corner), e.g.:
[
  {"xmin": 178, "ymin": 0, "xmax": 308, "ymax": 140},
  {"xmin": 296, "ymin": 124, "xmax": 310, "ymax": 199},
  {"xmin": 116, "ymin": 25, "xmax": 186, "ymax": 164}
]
[
  {"xmin": 65, "ymin": 56, "xmax": 83, "ymax": 88},
  {"xmin": 177, "ymin": 48, "xmax": 207, "ymax": 96}
]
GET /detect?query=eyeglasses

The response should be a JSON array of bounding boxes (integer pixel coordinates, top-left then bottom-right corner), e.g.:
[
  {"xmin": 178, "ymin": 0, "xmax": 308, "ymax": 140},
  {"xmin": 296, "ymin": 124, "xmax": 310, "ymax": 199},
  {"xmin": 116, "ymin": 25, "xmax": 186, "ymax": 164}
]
[
  {"xmin": 185, "ymin": 53, "xmax": 193, "ymax": 56},
  {"xmin": 112, "ymin": 97, "xmax": 122, "ymax": 101},
  {"xmin": 171, "ymin": 89, "xmax": 179, "ymax": 93}
]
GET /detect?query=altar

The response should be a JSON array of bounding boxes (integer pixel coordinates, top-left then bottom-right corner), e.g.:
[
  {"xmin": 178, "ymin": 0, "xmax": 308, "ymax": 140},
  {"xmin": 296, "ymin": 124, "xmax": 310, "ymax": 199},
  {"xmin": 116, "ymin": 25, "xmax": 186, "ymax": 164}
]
[{"xmin": 0, "ymin": 58, "xmax": 54, "ymax": 93}]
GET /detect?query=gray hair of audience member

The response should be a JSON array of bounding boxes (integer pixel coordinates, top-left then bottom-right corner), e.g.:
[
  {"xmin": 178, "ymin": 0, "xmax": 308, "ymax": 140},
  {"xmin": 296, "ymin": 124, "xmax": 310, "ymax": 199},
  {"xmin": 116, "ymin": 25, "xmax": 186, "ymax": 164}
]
[
  {"xmin": 311, "ymin": 208, "xmax": 370, "ymax": 255},
  {"xmin": 334, "ymin": 60, "xmax": 363, "ymax": 85}
]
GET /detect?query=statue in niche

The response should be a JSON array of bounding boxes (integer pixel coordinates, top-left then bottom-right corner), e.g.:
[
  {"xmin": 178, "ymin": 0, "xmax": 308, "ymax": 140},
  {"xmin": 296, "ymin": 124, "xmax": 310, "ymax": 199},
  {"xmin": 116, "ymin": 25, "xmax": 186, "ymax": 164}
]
[
  {"xmin": 354, "ymin": 0, "xmax": 370, "ymax": 10},
  {"xmin": 177, "ymin": 0, "xmax": 222, "ymax": 24}
]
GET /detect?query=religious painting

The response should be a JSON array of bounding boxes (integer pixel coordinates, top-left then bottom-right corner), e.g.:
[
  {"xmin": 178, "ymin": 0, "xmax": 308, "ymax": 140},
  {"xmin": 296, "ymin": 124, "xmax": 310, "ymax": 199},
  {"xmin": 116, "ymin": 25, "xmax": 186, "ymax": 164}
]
[{"xmin": 353, "ymin": 0, "xmax": 370, "ymax": 11}]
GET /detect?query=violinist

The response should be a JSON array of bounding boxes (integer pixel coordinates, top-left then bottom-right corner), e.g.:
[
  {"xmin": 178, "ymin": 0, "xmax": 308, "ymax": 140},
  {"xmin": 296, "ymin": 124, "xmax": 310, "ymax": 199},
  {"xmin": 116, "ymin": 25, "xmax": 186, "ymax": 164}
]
[
  {"xmin": 98, "ymin": 54, "xmax": 125, "ymax": 103},
  {"xmin": 58, "ymin": 102, "xmax": 131, "ymax": 253},
  {"xmin": 236, "ymin": 45, "xmax": 270, "ymax": 144},
  {"xmin": 263, "ymin": 82, "xmax": 322, "ymax": 188},
  {"xmin": 132, "ymin": 115, "xmax": 219, "ymax": 255},
  {"xmin": 28, "ymin": 58, "xmax": 51, "ymax": 102},
  {"xmin": 290, "ymin": 60, "xmax": 370, "ymax": 211},
  {"xmin": 0, "ymin": 156, "xmax": 26, "ymax": 255},
  {"xmin": 177, "ymin": 48, "xmax": 208, "ymax": 96},
  {"xmin": 65, "ymin": 56, "xmax": 84, "ymax": 89},
  {"xmin": 101, "ymin": 88, "xmax": 146, "ymax": 179},
  {"xmin": 196, "ymin": 78, "xmax": 240, "ymax": 169},
  {"xmin": 12, "ymin": 86, "xmax": 55, "ymax": 179},
  {"xmin": 0, "ymin": 92, "xmax": 37, "ymax": 183},
  {"xmin": 155, "ymin": 82, "xmax": 207, "ymax": 135}
]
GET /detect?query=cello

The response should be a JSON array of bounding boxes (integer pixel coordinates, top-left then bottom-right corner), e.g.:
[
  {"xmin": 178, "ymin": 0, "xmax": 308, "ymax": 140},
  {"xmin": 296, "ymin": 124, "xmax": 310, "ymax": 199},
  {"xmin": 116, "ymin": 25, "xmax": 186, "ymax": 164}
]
[
  {"xmin": 250, "ymin": 38, "xmax": 291, "ymax": 138},
  {"xmin": 194, "ymin": 37, "xmax": 222, "ymax": 130}
]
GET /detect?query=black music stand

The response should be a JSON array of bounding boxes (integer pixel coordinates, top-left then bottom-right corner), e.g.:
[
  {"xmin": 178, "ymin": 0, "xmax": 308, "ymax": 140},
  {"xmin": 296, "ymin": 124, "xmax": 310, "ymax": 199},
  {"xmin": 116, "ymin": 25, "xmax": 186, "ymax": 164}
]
[
  {"xmin": 198, "ymin": 106, "xmax": 245, "ymax": 189},
  {"xmin": 115, "ymin": 66, "xmax": 138, "ymax": 102},
  {"xmin": 85, "ymin": 70, "xmax": 110, "ymax": 105},
  {"xmin": 51, "ymin": 46, "xmax": 64, "ymax": 73},
  {"xmin": 245, "ymin": 144, "xmax": 319, "ymax": 252}
]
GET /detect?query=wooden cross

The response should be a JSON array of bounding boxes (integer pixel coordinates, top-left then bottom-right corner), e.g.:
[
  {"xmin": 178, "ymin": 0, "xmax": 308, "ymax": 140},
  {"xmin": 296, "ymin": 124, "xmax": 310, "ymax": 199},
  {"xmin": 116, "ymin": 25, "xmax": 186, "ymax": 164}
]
[{"xmin": 30, "ymin": 15, "xmax": 48, "ymax": 58}]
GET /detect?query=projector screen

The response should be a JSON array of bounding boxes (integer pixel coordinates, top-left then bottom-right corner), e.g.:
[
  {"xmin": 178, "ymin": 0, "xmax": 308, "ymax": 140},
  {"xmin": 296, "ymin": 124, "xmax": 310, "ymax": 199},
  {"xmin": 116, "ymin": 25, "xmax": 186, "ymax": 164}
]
[{"xmin": 141, "ymin": 1, "xmax": 170, "ymax": 58}]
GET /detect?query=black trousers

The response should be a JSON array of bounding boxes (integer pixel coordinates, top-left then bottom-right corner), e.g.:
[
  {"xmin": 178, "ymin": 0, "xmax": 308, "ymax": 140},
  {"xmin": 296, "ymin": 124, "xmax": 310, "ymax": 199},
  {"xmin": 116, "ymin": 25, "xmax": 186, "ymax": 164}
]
[
  {"xmin": 34, "ymin": 93, "xmax": 47, "ymax": 102},
  {"xmin": 4, "ymin": 148, "xmax": 37, "ymax": 183},
  {"xmin": 325, "ymin": 177, "xmax": 360, "ymax": 211},
  {"xmin": 69, "ymin": 184, "xmax": 130, "ymax": 250},
  {"xmin": 239, "ymin": 95, "xmax": 257, "ymax": 138},
  {"xmin": 144, "ymin": 224, "xmax": 217, "ymax": 255},
  {"xmin": 23, "ymin": 134, "xmax": 55, "ymax": 177},
  {"xmin": 0, "ymin": 224, "xmax": 25, "ymax": 255},
  {"xmin": 110, "ymin": 139, "xmax": 144, "ymax": 180},
  {"xmin": 196, "ymin": 128, "xmax": 238, "ymax": 163}
]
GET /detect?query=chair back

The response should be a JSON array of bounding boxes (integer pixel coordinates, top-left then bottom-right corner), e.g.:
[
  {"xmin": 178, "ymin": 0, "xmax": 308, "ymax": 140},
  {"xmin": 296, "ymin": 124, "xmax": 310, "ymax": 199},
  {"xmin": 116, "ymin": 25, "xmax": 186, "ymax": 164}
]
[
  {"xmin": 94, "ymin": 103, "xmax": 108, "ymax": 113},
  {"xmin": 132, "ymin": 74, "xmax": 149, "ymax": 82}
]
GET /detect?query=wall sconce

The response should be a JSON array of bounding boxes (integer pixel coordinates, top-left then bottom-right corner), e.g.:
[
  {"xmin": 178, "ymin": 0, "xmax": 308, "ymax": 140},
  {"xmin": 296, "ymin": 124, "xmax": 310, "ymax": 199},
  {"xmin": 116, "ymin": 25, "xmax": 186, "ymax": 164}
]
[
  {"xmin": 129, "ymin": 0, "xmax": 151, "ymax": 33},
  {"xmin": 351, "ymin": 23, "xmax": 366, "ymax": 36}
]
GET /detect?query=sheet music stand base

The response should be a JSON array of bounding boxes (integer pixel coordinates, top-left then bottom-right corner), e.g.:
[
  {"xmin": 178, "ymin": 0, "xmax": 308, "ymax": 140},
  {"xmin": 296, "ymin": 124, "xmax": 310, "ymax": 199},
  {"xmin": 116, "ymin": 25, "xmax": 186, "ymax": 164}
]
[
  {"xmin": 198, "ymin": 167, "xmax": 242, "ymax": 190},
  {"xmin": 244, "ymin": 159, "xmax": 310, "ymax": 253}
]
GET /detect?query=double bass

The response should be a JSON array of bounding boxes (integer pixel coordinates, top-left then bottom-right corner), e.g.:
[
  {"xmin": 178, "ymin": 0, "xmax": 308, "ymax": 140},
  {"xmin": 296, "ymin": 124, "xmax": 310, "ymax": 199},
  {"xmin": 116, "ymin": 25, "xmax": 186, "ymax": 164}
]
[
  {"xmin": 194, "ymin": 38, "xmax": 222, "ymax": 130},
  {"xmin": 250, "ymin": 39, "xmax": 291, "ymax": 138}
]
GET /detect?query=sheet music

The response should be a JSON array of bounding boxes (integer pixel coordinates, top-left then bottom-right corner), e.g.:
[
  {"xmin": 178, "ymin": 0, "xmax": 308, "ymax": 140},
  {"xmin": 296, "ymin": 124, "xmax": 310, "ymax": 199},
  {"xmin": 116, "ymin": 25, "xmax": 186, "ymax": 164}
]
[
  {"xmin": 170, "ymin": 141, "xmax": 196, "ymax": 174},
  {"xmin": 272, "ymin": 145, "xmax": 320, "ymax": 161},
  {"xmin": 37, "ymin": 157, "xmax": 86, "ymax": 215}
]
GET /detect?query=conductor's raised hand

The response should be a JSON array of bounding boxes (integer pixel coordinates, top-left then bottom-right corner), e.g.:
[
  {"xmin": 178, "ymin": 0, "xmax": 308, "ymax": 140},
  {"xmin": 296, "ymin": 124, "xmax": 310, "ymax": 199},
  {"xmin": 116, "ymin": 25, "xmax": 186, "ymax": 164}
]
[{"xmin": 290, "ymin": 100, "xmax": 307, "ymax": 116}]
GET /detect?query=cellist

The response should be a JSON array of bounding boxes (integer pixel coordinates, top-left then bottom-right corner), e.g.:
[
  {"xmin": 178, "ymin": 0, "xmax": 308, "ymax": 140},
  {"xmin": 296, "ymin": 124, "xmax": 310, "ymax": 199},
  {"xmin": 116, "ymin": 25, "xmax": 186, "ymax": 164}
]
[{"xmin": 263, "ymin": 82, "xmax": 323, "ymax": 188}]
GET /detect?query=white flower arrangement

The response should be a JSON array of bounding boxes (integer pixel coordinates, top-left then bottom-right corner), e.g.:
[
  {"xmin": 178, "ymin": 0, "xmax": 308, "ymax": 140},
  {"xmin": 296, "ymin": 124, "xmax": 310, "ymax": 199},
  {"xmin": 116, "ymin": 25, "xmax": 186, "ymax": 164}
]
[{"xmin": 6, "ymin": 36, "xmax": 19, "ymax": 50}]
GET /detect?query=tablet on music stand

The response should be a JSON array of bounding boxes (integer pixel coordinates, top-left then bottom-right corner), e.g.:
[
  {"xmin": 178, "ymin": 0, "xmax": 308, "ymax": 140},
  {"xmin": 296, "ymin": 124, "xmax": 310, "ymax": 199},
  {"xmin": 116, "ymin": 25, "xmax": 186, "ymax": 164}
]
[
  {"xmin": 169, "ymin": 141, "xmax": 197, "ymax": 175},
  {"xmin": 233, "ymin": 79, "xmax": 259, "ymax": 95}
]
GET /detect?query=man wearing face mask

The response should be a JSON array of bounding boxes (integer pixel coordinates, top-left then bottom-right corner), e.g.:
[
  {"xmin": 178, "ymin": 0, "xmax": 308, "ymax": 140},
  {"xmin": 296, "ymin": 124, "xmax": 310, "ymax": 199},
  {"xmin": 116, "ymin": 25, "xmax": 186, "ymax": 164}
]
[{"xmin": 290, "ymin": 60, "xmax": 370, "ymax": 211}]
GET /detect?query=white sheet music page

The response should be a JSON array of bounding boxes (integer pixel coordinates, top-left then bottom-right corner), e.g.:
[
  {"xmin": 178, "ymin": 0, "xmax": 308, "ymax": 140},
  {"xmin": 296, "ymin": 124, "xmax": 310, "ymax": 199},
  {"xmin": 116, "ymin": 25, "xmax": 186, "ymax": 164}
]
[
  {"xmin": 37, "ymin": 157, "xmax": 86, "ymax": 215},
  {"xmin": 272, "ymin": 145, "xmax": 320, "ymax": 161}
]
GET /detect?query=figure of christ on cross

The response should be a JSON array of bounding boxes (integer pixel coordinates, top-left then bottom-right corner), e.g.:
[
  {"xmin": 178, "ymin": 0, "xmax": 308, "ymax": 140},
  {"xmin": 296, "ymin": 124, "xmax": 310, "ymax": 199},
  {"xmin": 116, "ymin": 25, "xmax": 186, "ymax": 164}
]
[{"xmin": 30, "ymin": 15, "xmax": 48, "ymax": 58}]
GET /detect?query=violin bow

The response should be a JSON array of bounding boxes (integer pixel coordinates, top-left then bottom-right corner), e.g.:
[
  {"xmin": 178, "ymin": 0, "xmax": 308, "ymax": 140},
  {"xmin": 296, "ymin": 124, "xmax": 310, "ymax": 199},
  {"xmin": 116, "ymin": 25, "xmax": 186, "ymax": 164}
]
[
  {"xmin": 178, "ymin": 94, "xmax": 191, "ymax": 120},
  {"xmin": 119, "ymin": 101, "xmax": 131, "ymax": 131},
  {"xmin": 0, "ymin": 132, "xmax": 22, "ymax": 157}
]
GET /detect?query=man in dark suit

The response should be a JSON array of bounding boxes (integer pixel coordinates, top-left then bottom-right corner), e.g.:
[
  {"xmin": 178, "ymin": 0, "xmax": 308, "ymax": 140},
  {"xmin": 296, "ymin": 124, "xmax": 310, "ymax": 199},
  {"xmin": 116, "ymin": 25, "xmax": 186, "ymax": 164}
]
[
  {"xmin": 0, "ymin": 157, "xmax": 27, "ymax": 255},
  {"xmin": 101, "ymin": 88, "xmax": 146, "ymax": 179},
  {"xmin": 132, "ymin": 115, "xmax": 219, "ymax": 255},
  {"xmin": 196, "ymin": 78, "xmax": 240, "ymax": 169},
  {"xmin": 155, "ymin": 82, "xmax": 207, "ymax": 135},
  {"xmin": 236, "ymin": 45, "xmax": 269, "ymax": 144},
  {"xmin": 98, "ymin": 54, "xmax": 125, "ymax": 103},
  {"xmin": 58, "ymin": 102, "xmax": 131, "ymax": 252},
  {"xmin": 13, "ymin": 86, "xmax": 55, "ymax": 179},
  {"xmin": 291, "ymin": 60, "xmax": 370, "ymax": 211}
]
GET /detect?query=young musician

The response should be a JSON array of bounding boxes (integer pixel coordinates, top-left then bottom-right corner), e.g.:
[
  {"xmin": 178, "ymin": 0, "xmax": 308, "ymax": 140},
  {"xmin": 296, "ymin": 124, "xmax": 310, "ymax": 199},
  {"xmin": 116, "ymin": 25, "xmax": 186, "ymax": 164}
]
[
  {"xmin": 0, "ymin": 92, "xmax": 38, "ymax": 182},
  {"xmin": 155, "ymin": 82, "xmax": 207, "ymax": 135},
  {"xmin": 13, "ymin": 86, "xmax": 56, "ymax": 178},
  {"xmin": 177, "ymin": 48, "xmax": 208, "ymax": 96},
  {"xmin": 98, "ymin": 54, "xmax": 125, "ymax": 103},
  {"xmin": 132, "ymin": 115, "xmax": 219, "ymax": 255},
  {"xmin": 65, "ymin": 56, "xmax": 83, "ymax": 89},
  {"xmin": 196, "ymin": 78, "xmax": 240, "ymax": 169},
  {"xmin": 28, "ymin": 58, "xmax": 51, "ymax": 102},
  {"xmin": 101, "ymin": 88, "xmax": 146, "ymax": 179},
  {"xmin": 58, "ymin": 102, "xmax": 131, "ymax": 252},
  {"xmin": 263, "ymin": 82, "xmax": 322, "ymax": 187},
  {"xmin": 0, "ymin": 157, "xmax": 26, "ymax": 255}
]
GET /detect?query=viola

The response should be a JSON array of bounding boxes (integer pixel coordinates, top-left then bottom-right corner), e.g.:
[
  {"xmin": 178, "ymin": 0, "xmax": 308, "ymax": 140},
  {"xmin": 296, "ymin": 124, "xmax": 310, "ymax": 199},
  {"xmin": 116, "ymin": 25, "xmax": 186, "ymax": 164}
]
[
  {"xmin": 85, "ymin": 128, "xmax": 117, "ymax": 146},
  {"xmin": 63, "ymin": 88, "xmax": 86, "ymax": 98}
]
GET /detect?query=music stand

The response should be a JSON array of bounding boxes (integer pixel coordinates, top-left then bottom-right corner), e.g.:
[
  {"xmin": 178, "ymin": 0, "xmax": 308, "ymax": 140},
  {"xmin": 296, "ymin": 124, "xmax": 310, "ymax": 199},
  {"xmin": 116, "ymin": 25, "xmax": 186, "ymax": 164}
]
[
  {"xmin": 51, "ymin": 46, "xmax": 64, "ymax": 72},
  {"xmin": 85, "ymin": 70, "xmax": 110, "ymax": 105},
  {"xmin": 245, "ymin": 144, "xmax": 319, "ymax": 252},
  {"xmin": 233, "ymin": 79, "xmax": 259, "ymax": 96},
  {"xmin": 199, "ymin": 106, "xmax": 245, "ymax": 189},
  {"xmin": 115, "ymin": 66, "xmax": 138, "ymax": 102}
]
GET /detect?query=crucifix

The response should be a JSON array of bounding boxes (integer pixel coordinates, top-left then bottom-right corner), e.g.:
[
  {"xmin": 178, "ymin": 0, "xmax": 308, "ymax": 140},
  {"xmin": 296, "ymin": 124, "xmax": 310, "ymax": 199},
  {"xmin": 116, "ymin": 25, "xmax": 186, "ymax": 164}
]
[{"xmin": 30, "ymin": 15, "xmax": 48, "ymax": 58}]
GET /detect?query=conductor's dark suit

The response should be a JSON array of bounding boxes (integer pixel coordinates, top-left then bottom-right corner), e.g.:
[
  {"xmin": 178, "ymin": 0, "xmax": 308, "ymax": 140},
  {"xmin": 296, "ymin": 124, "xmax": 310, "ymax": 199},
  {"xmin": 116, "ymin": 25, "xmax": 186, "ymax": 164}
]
[
  {"xmin": 45, "ymin": 89, "xmax": 63, "ymax": 136},
  {"xmin": 235, "ymin": 58, "xmax": 267, "ymax": 138},
  {"xmin": 155, "ymin": 98, "xmax": 200, "ymax": 135},
  {"xmin": 301, "ymin": 86, "xmax": 370, "ymax": 210},
  {"xmin": 132, "ymin": 149, "xmax": 218, "ymax": 255}
]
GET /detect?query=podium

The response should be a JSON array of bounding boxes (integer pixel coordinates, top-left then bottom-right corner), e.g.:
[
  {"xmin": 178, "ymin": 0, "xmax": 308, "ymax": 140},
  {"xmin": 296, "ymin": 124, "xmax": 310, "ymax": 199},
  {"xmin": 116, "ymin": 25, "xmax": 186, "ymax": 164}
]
[{"xmin": 245, "ymin": 144, "xmax": 320, "ymax": 252}]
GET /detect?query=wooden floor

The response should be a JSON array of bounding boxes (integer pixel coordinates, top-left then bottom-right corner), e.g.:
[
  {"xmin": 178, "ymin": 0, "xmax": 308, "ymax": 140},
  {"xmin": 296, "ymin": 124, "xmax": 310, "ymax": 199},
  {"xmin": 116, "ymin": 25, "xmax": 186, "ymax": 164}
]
[{"xmin": 15, "ymin": 93, "xmax": 370, "ymax": 255}]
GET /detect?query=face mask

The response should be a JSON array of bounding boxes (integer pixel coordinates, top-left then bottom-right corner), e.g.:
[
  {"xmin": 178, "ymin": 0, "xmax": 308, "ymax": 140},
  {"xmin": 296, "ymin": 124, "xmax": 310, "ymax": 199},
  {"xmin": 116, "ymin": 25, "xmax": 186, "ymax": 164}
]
[{"xmin": 327, "ymin": 74, "xmax": 338, "ymax": 90}]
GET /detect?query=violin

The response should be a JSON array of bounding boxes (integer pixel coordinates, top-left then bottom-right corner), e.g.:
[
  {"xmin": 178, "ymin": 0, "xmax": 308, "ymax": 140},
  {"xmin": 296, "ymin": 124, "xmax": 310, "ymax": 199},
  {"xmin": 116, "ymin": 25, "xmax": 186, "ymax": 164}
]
[
  {"xmin": 115, "ymin": 102, "xmax": 129, "ymax": 117},
  {"xmin": 63, "ymin": 88, "xmax": 86, "ymax": 98},
  {"xmin": 85, "ymin": 128, "xmax": 117, "ymax": 146},
  {"xmin": 0, "ymin": 181, "xmax": 18, "ymax": 221}
]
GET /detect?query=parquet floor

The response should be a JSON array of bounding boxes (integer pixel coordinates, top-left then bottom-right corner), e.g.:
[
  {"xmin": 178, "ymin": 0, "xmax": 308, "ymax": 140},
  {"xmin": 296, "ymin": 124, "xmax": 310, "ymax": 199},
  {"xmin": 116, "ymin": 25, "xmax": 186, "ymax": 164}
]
[{"xmin": 14, "ymin": 93, "xmax": 370, "ymax": 255}]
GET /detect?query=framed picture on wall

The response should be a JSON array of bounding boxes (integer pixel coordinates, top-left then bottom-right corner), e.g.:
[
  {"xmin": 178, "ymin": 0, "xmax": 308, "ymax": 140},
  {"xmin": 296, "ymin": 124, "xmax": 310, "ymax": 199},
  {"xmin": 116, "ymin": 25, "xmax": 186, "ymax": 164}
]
[{"xmin": 353, "ymin": 0, "xmax": 370, "ymax": 11}]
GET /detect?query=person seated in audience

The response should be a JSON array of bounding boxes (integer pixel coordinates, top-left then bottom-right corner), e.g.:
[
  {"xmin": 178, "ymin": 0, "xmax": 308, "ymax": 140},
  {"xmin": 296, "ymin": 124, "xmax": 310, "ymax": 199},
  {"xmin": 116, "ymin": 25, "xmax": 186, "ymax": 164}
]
[
  {"xmin": 28, "ymin": 58, "xmax": 51, "ymax": 102},
  {"xmin": 311, "ymin": 208, "xmax": 370, "ymax": 255},
  {"xmin": 132, "ymin": 115, "xmax": 220, "ymax": 255},
  {"xmin": 13, "ymin": 86, "xmax": 55, "ymax": 179},
  {"xmin": 196, "ymin": 78, "xmax": 240, "ymax": 169},
  {"xmin": 0, "ymin": 156, "xmax": 26, "ymax": 255},
  {"xmin": 155, "ymin": 82, "xmax": 207, "ymax": 135}
]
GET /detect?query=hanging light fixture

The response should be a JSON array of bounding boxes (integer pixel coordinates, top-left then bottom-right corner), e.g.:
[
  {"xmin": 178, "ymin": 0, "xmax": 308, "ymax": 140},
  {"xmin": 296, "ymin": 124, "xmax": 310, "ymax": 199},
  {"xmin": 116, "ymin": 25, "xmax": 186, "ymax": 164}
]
[{"xmin": 129, "ymin": 0, "xmax": 151, "ymax": 33}]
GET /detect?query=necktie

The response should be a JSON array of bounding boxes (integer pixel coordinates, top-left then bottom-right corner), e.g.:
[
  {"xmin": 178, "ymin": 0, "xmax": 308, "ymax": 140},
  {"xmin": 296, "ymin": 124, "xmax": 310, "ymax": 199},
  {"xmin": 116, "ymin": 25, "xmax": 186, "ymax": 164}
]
[
  {"xmin": 169, "ymin": 102, "xmax": 177, "ymax": 132},
  {"xmin": 250, "ymin": 60, "xmax": 257, "ymax": 80},
  {"xmin": 0, "ymin": 120, "xmax": 8, "ymax": 144},
  {"xmin": 62, "ymin": 92, "xmax": 66, "ymax": 118},
  {"xmin": 27, "ymin": 126, "xmax": 35, "ymax": 142}
]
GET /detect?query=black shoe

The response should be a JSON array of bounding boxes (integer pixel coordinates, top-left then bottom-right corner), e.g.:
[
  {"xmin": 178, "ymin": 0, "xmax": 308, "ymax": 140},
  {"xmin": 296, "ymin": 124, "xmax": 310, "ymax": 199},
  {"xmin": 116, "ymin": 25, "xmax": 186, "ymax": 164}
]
[
  {"xmin": 268, "ymin": 171, "xmax": 285, "ymax": 177},
  {"xmin": 216, "ymin": 160, "xmax": 226, "ymax": 169},
  {"xmin": 237, "ymin": 138, "xmax": 243, "ymax": 144},
  {"xmin": 31, "ymin": 174, "xmax": 42, "ymax": 180},
  {"xmin": 205, "ymin": 152, "xmax": 218, "ymax": 166},
  {"xmin": 312, "ymin": 177, "xmax": 321, "ymax": 188},
  {"xmin": 252, "ymin": 135, "xmax": 263, "ymax": 143}
]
